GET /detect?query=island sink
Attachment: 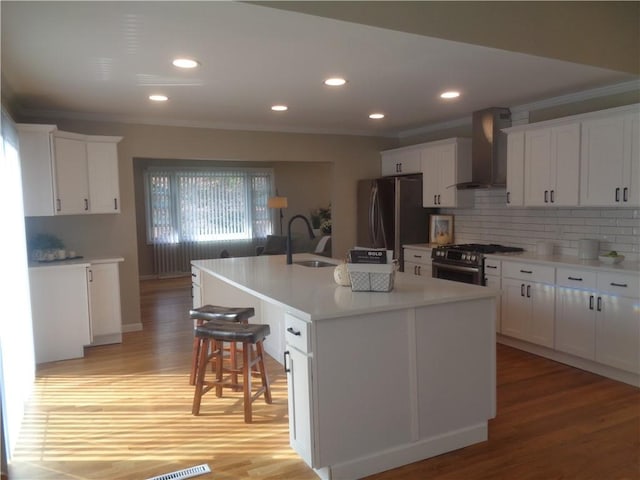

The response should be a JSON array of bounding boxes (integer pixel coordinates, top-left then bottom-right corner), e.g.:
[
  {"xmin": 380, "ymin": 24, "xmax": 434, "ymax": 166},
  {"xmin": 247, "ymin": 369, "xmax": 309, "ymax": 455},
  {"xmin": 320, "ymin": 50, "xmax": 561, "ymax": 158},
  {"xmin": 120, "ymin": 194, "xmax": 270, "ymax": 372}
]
[{"xmin": 293, "ymin": 260, "xmax": 335, "ymax": 268}]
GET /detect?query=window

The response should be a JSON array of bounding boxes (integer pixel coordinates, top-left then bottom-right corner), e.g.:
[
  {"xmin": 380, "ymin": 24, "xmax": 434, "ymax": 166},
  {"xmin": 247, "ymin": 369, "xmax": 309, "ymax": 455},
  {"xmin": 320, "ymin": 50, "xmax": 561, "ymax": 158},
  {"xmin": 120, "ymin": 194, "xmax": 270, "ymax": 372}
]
[{"xmin": 144, "ymin": 167, "xmax": 274, "ymax": 244}]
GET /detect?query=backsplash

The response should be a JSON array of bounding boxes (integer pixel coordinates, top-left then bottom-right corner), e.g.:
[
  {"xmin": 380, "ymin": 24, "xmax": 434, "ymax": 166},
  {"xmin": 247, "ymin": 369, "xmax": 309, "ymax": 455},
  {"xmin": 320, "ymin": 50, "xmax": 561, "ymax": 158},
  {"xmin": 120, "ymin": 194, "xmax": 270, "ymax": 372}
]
[{"xmin": 441, "ymin": 189, "xmax": 640, "ymax": 261}]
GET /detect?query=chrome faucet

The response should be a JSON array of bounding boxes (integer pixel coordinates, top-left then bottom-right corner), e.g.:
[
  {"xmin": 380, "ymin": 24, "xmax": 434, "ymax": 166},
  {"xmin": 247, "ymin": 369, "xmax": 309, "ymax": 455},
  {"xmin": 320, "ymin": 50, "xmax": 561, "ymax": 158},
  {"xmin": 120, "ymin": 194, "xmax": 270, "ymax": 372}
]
[{"xmin": 286, "ymin": 214, "xmax": 316, "ymax": 265}]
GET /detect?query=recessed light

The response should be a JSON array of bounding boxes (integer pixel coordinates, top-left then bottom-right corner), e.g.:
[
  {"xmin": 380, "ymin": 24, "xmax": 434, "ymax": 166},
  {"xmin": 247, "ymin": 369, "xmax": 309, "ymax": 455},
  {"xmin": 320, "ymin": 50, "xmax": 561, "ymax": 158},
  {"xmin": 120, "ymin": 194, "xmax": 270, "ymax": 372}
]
[
  {"xmin": 149, "ymin": 94, "xmax": 168, "ymax": 102},
  {"xmin": 440, "ymin": 91, "xmax": 460, "ymax": 99},
  {"xmin": 324, "ymin": 77, "xmax": 347, "ymax": 87},
  {"xmin": 369, "ymin": 113, "xmax": 385, "ymax": 119},
  {"xmin": 271, "ymin": 105, "xmax": 288, "ymax": 111},
  {"xmin": 172, "ymin": 58, "xmax": 199, "ymax": 69}
]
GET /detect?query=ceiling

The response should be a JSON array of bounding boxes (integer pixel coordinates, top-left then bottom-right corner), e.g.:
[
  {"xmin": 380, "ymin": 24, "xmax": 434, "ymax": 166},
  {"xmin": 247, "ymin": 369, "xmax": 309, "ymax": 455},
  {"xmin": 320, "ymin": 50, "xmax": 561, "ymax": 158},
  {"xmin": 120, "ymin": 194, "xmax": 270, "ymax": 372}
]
[{"xmin": 2, "ymin": 1, "xmax": 638, "ymax": 137}]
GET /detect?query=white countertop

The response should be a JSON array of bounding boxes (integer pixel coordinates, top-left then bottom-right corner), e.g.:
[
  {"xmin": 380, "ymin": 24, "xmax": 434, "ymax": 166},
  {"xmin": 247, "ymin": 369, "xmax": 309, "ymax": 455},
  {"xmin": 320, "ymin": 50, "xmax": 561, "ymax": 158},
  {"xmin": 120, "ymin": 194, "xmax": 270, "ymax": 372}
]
[
  {"xmin": 404, "ymin": 243, "xmax": 640, "ymax": 274},
  {"xmin": 28, "ymin": 257, "xmax": 124, "ymax": 269},
  {"xmin": 192, "ymin": 253, "xmax": 496, "ymax": 321}
]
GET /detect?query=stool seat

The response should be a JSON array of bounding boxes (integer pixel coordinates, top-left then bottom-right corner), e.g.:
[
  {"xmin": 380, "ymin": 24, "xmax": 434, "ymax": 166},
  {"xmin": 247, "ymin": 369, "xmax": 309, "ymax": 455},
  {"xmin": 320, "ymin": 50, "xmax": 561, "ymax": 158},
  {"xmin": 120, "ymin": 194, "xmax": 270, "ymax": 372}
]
[
  {"xmin": 196, "ymin": 322, "xmax": 270, "ymax": 344},
  {"xmin": 189, "ymin": 305, "xmax": 255, "ymax": 323}
]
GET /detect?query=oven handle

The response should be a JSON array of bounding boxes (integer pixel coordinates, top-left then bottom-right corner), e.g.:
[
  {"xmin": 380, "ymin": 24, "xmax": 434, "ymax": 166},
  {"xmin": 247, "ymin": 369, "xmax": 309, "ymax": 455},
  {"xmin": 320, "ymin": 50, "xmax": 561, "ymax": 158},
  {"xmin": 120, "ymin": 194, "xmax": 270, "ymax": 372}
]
[{"xmin": 432, "ymin": 263, "xmax": 480, "ymax": 274}]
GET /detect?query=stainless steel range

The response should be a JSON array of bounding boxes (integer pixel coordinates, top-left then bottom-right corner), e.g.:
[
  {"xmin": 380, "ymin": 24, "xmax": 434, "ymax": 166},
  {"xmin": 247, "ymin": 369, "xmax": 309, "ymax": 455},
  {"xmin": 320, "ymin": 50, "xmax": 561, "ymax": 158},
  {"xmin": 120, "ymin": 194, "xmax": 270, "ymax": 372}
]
[{"xmin": 431, "ymin": 244, "xmax": 524, "ymax": 285}]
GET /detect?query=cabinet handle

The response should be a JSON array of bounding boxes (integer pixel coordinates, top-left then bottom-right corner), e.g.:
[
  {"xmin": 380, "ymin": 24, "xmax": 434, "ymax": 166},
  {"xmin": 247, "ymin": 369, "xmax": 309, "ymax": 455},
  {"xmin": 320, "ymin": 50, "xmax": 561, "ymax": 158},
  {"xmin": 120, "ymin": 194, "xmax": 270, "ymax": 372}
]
[
  {"xmin": 437, "ymin": 194, "xmax": 441, "ymax": 205},
  {"xmin": 114, "ymin": 198, "xmax": 118, "ymax": 210},
  {"xmin": 286, "ymin": 327, "xmax": 301, "ymax": 337},
  {"xmin": 283, "ymin": 350, "xmax": 291, "ymax": 373},
  {"xmin": 417, "ymin": 265, "xmax": 421, "ymax": 276},
  {"xmin": 413, "ymin": 254, "xmax": 422, "ymax": 259},
  {"xmin": 486, "ymin": 265, "xmax": 497, "ymax": 269},
  {"xmin": 615, "ymin": 187, "xmax": 620, "ymax": 202},
  {"xmin": 544, "ymin": 190, "xmax": 549, "ymax": 203},
  {"xmin": 519, "ymin": 269, "xmax": 533, "ymax": 274},
  {"xmin": 84, "ymin": 198, "xmax": 89, "ymax": 211},
  {"xmin": 610, "ymin": 282, "xmax": 628, "ymax": 288},
  {"xmin": 589, "ymin": 295, "xmax": 594, "ymax": 310},
  {"xmin": 434, "ymin": 195, "xmax": 437, "ymax": 205},
  {"xmin": 413, "ymin": 265, "xmax": 417, "ymax": 275},
  {"xmin": 567, "ymin": 276, "xmax": 583, "ymax": 281},
  {"xmin": 56, "ymin": 199, "xmax": 61, "ymax": 211},
  {"xmin": 191, "ymin": 273, "xmax": 197, "ymax": 278},
  {"xmin": 623, "ymin": 187, "xmax": 629, "ymax": 202},
  {"xmin": 506, "ymin": 191, "xmax": 511, "ymax": 204},
  {"xmin": 550, "ymin": 190, "xmax": 555, "ymax": 203},
  {"xmin": 520, "ymin": 284, "xmax": 525, "ymax": 296},
  {"xmin": 88, "ymin": 269, "xmax": 93, "ymax": 282},
  {"xmin": 526, "ymin": 285, "xmax": 531, "ymax": 298},
  {"xmin": 597, "ymin": 296, "xmax": 602, "ymax": 312}
]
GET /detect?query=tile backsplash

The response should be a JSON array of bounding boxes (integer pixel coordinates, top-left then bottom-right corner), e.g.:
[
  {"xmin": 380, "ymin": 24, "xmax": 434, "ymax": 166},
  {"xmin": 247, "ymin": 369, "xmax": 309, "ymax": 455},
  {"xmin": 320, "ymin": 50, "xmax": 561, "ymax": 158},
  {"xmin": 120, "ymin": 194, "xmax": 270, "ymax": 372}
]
[{"xmin": 441, "ymin": 189, "xmax": 640, "ymax": 261}]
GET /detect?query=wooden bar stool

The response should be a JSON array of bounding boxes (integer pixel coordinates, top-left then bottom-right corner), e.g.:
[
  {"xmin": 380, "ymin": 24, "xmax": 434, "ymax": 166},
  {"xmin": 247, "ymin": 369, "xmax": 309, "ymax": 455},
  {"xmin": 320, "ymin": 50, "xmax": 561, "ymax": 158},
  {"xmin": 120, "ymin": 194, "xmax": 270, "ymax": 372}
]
[
  {"xmin": 189, "ymin": 305, "xmax": 255, "ymax": 386},
  {"xmin": 192, "ymin": 322, "xmax": 272, "ymax": 423}
]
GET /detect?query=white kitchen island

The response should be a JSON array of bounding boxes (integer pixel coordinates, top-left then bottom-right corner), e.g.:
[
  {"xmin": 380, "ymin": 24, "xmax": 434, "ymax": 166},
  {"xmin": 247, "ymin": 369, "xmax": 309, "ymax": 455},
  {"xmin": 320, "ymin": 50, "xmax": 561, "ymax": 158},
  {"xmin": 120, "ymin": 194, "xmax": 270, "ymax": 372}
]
[{"xmin": 192, "ymin": 254, "xmax": 497, "ymax": 480}]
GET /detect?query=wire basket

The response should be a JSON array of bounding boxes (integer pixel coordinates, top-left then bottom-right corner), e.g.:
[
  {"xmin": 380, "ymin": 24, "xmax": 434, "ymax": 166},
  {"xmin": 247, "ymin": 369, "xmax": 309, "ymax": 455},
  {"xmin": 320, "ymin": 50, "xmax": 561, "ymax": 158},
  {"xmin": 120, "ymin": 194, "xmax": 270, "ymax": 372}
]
[{"xmin": 346, "ymin": 263, "xmax": 395, "ymax": 292}]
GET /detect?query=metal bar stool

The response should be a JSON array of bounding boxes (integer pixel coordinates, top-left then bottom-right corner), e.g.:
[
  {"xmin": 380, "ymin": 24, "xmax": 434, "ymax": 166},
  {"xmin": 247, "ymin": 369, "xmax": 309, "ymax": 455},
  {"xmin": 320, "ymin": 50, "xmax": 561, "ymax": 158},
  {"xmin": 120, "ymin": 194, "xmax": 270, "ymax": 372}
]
[
  {"xmin": 189, "ymin": 305, "xmax": 255, "ymax": 386},
  {"xmin": 192, "ymin": 321, "xmax": 272, "ymax": 423}
]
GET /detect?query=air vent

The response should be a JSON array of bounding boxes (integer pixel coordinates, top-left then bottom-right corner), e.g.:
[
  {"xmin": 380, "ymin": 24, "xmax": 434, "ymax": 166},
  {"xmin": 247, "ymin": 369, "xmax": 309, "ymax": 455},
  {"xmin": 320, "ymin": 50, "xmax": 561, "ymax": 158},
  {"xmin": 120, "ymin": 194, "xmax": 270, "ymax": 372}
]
[{"xmin": 146, "ymin": 464, "xmax": 211, "ymax": 480}]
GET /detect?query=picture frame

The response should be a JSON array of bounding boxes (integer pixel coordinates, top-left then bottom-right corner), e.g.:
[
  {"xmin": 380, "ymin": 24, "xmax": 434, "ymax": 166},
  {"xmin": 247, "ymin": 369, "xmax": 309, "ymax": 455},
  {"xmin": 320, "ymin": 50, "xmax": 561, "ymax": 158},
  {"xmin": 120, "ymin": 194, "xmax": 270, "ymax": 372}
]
[{"xmin": 430, "ymin": 214, "xmax": 454, "ymax": 245}]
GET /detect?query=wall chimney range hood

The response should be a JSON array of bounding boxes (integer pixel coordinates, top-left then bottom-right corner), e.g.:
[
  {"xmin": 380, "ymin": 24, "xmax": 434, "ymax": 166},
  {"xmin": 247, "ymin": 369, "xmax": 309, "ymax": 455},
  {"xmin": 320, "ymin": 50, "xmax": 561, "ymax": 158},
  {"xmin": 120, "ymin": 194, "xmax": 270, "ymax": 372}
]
[{"xmin": 456, "ymin": 107, "xmax": 512, "ymax": 189}]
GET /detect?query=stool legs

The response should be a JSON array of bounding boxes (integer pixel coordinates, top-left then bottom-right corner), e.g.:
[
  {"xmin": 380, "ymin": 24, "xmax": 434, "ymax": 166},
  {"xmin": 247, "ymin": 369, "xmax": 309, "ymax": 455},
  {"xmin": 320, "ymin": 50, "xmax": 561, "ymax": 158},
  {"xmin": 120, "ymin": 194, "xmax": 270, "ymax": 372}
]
[{"xmin": 192, "ymin": 336, "xmax": 272, "ymax": 423}]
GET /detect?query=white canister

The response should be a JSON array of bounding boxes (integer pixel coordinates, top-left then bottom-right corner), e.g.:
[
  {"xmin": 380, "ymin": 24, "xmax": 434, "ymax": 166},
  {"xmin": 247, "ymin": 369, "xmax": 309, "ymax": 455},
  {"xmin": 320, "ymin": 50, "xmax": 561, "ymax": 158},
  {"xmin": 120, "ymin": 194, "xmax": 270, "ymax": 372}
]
[{"xmin": 578, "ymin": 239, "xmax": 599, "ymax": 260}]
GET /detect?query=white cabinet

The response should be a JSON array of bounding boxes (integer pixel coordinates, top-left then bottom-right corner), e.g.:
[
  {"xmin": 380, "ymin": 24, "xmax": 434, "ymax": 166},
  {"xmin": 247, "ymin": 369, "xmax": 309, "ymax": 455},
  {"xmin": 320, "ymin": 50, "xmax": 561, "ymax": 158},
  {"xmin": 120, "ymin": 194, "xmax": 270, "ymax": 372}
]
[
  {"xmin": 283, "ymin": 314, "xmax": 315, "ymax": 467},
  {"xmin": 52, "ymin": 132, "xmax": 90, "ymax": 214},
  {"xmin": 505, "ymin": 131, "xmax": 525, "ymax": 206},
  {"xmin": 28, "ymin": 264, "xmax": 91, "ymax": 363},
  {"xmin": 403, "ymin": 246, "xmax": 431, "ymax": 276},
  {"xmin": 87, "ymin": 139, "xmax": 121, "ymax": 213},
  {"xmin": 484, "ymin": 258, "xmax": 502, "ymax": 332},
  {"xmin": 87, "ymin": 262, "xmax": 123, "ymax": 345},
  {"xmin": 421, "ymin": 138, "xmax": 473, "ymax": 208},
  {"xmin": 524, "ymin": 123, "xmax": 580, "ymax": 207},
  {"xmin": 191, "ymin": 266, "xmax": 202, "ymax": 308},
  {"xmin": 381, "ymin": 147, "xmax": 421, "ymax": 176},
  {"xmin": 580, "ymin": 112, "xmax": 640, "ymax": 206},
  {"xmin": 555, "ymin": 268, "xmax": 639, "ymax": 374},
  {"xmin": 501, "ymin": 261, "xmax": 555, "ymax": 348},
  {"xmin": 17, "ymin": 124, "xmax": 122, "ymax": 216}
]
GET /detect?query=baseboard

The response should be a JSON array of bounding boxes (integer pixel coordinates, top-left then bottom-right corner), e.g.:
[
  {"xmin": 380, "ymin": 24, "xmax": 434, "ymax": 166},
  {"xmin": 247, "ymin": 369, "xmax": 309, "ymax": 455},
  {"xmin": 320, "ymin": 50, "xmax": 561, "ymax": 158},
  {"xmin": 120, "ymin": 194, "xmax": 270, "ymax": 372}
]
[{"xmin": 122, "ymin": 322, "xmax": 143, "ymax": 333}]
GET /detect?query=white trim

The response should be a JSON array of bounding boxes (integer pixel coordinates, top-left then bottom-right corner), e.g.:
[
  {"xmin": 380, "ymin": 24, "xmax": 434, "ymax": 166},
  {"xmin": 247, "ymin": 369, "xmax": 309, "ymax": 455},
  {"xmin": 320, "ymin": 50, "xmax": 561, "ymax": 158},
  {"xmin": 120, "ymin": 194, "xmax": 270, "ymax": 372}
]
[{"xmin": 122, "ymin": 322, "xmax": 143, "ymax": 333}]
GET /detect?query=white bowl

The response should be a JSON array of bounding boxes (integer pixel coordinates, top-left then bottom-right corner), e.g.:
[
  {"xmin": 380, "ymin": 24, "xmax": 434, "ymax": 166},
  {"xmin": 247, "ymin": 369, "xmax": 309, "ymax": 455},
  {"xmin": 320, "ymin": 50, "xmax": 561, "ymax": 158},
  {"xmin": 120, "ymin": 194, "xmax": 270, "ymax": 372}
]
[{"xmin": 598, "ymin": 254, "xmax": 624, "ymax": 265}]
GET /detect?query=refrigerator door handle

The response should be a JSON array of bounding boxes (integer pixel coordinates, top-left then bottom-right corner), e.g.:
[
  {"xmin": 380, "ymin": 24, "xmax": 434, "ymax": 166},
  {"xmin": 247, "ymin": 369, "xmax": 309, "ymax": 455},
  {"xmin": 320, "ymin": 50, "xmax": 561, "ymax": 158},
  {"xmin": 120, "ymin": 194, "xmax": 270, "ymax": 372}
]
[{"xmin": 369, "ymin": 183, "xmax": 379, "ymax": 246}]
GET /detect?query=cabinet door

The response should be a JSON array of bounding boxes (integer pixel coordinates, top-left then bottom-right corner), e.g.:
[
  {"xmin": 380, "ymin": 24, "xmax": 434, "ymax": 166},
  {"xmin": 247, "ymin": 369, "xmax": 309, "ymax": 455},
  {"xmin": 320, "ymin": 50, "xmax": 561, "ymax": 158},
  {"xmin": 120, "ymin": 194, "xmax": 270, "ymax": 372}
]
[
  {"xmin": 506, "ymin": 131, "xmax": 525, "ymax": 206},
  {"xmin": 381, "ymin": 149, "xmax": 421, "ymax": 176},
  {"xmin": 53, "ymin": 136, "xmax": 89, "ymax": 214},
  {"xmin": 87, "ymin": 141, "xmax": 120, "ymax": 213},
  {"xmin": 524, "ymin": 128, "xmax": 552, "ymax": 206},
  {"xmin": 551, "ymin": 123, "xmax": 580, "ymax": 206},
  {"xmin": 484, "ymin": 275, "xmax": 501, "ymax": 333},
  {"xmin": 87, "ymin": 262, "xmax": 122, "ymax": 345},
  {"xmin": 555, "ymin": 288, "xmax": 596, "ymax": 360},
  {"xmin": 623, "ymin": 113, "xmax": 639, "ymax": 205},
  {"xmin": 437, "ymin": 143, "xmax": 458, "ymax": 207},
  {"xmin": 580, "ymin": 115, "xmax": 626, "ymax": 206},
  {"xmin": 18, "ymin": 125, "xmax": 57, "ymax": 216},
  {"xmin": 528, "ymin": 282, "xmax": 555, "ymax": 348},
  {"xmin": 501, "ymin": 278, "xmax": 528, "ymax": 340},
  {"xmin": 285, "ymin": 347, "xmax": 314, "ymax": 467},
  {"xmin": 596, "ymin": 295, "xmax": 640, "ymax": 373},
  {"xmin": 421, "ymin": 146, "xmax": 440, "ymax": 207}
]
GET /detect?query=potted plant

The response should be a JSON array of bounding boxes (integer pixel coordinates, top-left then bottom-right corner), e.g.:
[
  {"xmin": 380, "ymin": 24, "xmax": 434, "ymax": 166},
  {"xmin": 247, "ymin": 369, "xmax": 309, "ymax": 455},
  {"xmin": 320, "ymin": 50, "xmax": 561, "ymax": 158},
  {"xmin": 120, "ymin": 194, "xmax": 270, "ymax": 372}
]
[{"xmin": 310, "ymin": 205, "xmax": 331, "ymax": 235}]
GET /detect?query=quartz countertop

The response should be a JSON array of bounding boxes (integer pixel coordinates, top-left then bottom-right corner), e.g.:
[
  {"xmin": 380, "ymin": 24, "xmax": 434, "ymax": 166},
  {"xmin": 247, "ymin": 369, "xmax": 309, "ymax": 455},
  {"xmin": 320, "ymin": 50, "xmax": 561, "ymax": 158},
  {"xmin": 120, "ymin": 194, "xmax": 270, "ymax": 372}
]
[
  {"xmin": 28, "ymin": 256, "xmax": 124, "ymax": 269},
  {"xmin": 192, "ymin": 253, "xmax": 496, "ymax": 321}
]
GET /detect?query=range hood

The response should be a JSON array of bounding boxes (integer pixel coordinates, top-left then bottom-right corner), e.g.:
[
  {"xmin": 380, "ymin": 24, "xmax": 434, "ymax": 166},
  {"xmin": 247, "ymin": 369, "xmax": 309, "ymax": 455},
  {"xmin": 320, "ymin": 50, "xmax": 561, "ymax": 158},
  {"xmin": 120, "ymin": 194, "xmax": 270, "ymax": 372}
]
[{"xmin": 456, "ymin": 107, "xmax": 512, "ymax": 189}]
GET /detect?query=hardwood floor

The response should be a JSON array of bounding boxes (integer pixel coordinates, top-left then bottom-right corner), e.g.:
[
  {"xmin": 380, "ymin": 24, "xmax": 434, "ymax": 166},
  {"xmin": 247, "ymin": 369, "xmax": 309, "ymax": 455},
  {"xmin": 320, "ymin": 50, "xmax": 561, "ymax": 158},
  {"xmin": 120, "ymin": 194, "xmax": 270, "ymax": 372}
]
[{"xmin": 8, "ymin": 277, "xmax": 640, "ymax": 479}]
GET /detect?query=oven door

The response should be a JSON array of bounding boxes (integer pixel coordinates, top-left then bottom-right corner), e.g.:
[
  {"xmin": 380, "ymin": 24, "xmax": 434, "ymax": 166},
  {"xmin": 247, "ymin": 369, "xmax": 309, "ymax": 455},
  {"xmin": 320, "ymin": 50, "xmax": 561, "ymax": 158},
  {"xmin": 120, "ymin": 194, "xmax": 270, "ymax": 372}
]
[{"xmin": 432, "ymin": 261, "xmax": 484, "ymax": 285}]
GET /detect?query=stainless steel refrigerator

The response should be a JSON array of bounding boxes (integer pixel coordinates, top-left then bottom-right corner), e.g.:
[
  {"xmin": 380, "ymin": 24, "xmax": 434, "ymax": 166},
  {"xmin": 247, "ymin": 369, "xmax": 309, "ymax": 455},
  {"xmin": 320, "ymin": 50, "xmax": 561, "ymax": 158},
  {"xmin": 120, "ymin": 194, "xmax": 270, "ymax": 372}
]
[{"xmin": 357, "ymin": 174, "xmax": 436, "ymax": 270}]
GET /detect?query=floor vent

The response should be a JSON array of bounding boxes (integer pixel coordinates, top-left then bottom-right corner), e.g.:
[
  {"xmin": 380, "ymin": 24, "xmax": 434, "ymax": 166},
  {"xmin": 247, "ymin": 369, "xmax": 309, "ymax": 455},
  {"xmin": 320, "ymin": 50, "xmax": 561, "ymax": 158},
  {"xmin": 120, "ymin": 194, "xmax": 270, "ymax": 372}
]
[{"xmin": 146, "ymin": 464, "xmax": 211, "ymax": 480}]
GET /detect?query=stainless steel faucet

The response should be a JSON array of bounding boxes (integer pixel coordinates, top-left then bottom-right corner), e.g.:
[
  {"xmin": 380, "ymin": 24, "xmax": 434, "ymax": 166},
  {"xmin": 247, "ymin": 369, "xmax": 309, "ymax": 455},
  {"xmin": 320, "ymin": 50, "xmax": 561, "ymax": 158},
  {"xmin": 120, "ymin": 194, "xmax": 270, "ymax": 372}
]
[{"xmin": 286, "ymin": 214, "xmax": 316, "ymax": 264}]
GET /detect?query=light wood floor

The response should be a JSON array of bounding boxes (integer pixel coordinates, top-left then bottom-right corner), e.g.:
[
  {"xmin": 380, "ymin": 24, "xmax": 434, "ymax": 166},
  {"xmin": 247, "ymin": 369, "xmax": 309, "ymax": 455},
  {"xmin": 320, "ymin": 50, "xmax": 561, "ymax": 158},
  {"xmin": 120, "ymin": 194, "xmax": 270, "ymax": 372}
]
[{"xmin": 8, "ymin": 277, "xmax": 640, "ymax": 480}]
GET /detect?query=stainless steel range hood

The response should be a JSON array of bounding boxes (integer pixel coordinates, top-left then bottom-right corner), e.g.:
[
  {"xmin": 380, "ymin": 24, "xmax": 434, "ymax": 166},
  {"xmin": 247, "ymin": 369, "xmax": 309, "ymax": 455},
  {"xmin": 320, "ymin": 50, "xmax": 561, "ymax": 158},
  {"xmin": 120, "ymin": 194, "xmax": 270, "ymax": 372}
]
[{"xmin": 456, "ymin": 107, "xmax": 512, "ymax": 189}]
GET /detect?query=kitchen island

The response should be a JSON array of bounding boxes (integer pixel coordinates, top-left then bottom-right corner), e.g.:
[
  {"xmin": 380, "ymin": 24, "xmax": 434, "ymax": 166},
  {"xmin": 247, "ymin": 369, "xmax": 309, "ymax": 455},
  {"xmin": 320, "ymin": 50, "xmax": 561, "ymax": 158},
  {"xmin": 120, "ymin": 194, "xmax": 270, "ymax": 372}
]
[{"xmin": 192, "ymin": 254, "xmax": 497, "ymax": 480}]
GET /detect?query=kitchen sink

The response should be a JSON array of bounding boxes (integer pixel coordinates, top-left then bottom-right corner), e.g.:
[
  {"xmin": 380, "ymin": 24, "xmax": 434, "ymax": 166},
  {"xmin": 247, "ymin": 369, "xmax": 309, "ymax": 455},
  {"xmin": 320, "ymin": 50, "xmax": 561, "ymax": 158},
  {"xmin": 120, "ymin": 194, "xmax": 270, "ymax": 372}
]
[{"xmin": 293, "ymin": 260, "xmax": 335, "ymax": 268}]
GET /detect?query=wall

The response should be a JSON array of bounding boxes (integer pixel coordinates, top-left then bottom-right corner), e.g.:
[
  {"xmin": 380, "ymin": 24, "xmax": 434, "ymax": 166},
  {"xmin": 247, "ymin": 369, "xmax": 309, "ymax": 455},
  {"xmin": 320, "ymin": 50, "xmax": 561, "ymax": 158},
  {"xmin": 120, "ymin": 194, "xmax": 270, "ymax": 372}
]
[
  {"xmin": 24, "ymin": 119, "xmax": 389, "ymax": 330},
  {"xmin": 442, "ymin": 189, "xmax": 639, "ymax": 261}
]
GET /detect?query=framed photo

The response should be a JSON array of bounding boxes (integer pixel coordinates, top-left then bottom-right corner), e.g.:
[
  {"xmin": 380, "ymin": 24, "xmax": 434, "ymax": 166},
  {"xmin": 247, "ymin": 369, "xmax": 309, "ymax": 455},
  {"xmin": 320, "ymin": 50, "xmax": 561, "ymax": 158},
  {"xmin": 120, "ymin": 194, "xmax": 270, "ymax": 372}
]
[{"xmin": 430, "ymin": 214, "xmax": 454, "ymax": 245}]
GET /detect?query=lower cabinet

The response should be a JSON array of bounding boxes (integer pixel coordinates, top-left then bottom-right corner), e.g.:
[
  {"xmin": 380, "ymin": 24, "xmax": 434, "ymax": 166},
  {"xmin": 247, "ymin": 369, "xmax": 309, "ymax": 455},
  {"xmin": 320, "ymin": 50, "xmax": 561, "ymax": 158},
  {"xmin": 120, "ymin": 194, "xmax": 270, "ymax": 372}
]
[
  {"xmin": 501, "ymin": 273, "xmax": 555, "ymax": 348},
  {"xmin": 87, "ymin": 262, "xmax": 123, "ymax": 345},
  {"xmin": 483, "ymin": 258, "xmax": 501, "ymax": 333},
  {"xmin": 403, "ymin": 246, "xmax": 432, "ymax": 276}
]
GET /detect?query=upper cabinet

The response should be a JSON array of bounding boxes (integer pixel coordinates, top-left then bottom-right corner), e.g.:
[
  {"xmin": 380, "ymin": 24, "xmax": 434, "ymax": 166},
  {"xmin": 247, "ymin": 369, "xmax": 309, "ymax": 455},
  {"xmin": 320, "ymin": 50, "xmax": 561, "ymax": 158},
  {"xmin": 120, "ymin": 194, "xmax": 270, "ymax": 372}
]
[
  {"xmin": 523, "ymin": 123, "xmax": 580, "ymax": 207},
  {"xmin": 580, "ymin": 112, "xmax": 639, "ymax": 207},
  {"xmin": 421, "ymin": 138, "xmax": 472, "ymax": 208},
  {"xmin": 505, "ymin": 103, "xmax": 639, "ymax": 208},
  {"xmin": 18, "ymin": 124, "xmax": 122, "ymax": 216},
  {"xmin": 380, "ymin": 146, "xmax": 421, "ymax": 176}
]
